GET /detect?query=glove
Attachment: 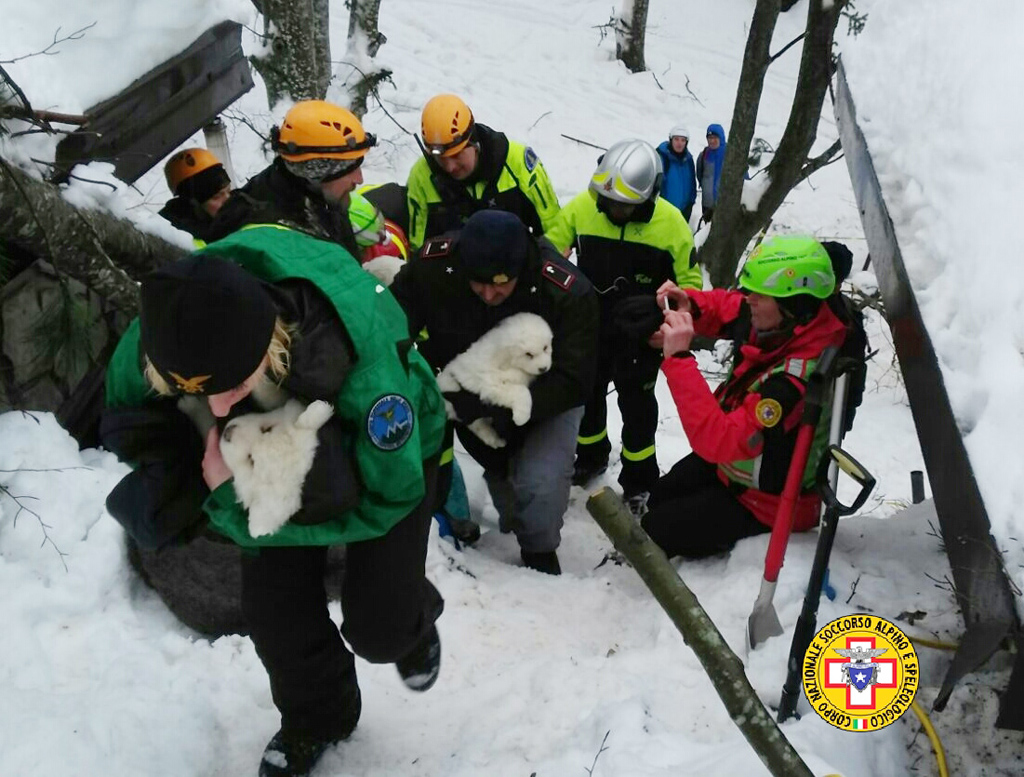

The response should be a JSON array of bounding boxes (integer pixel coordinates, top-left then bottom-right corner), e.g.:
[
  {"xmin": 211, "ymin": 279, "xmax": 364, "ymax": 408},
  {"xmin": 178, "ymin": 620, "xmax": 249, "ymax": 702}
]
[
  {"xmin": 444, "ymin": 390, "xmax": 515, "ymax": 438},
  {"xmin": 613, "ymin": 294, "xmax": 664, "ymax": 345},
  {"xmin": 482, "ymin": 404, "xmax": 515, "ymax": 440},
  {"xmin": 443, "ymin": 390, "xmax": 488, "ymax": 423}
]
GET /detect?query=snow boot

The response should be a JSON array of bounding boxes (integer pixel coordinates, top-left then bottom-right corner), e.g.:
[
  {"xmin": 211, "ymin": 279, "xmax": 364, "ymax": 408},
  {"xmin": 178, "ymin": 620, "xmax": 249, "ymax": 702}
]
[
  {"xmin": 396, "ymin": 625, "xmax": 441, "ymax": 692},
  {"xmin": 521, "ymin": 549, "xmax": 562, "ymax": 576},
  {"xmin": 572, "ymin": 458, "xmax": 608, "ymax": 488},
  {"xmin": 258, "ymin": 730, "xmax": 339, "ymax": 777},
  {"xmin": 446, "ymin": 512, "xmax": 481, "ymax": 545},
  {"xmin": 434, "ymin": 511, "xmax": 481, "ymax": 549}
]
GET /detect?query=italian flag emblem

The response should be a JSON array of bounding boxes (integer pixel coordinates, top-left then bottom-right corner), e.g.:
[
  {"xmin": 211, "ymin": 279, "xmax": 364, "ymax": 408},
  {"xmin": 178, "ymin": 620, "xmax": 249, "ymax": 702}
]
[{"xmin": 852, "ymin": 718, "xmax": 869, "ymax": 731}]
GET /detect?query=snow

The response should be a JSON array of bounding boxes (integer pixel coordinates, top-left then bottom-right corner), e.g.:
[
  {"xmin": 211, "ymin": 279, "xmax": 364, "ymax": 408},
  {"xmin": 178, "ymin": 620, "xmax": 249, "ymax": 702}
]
[
  {"xmin": 1, "ymin": 1, "xmax": 1021, "ymax": 776},
  {"xmin": 840, "ymin": 0, "xmax": 1024, "ymax": 604}
]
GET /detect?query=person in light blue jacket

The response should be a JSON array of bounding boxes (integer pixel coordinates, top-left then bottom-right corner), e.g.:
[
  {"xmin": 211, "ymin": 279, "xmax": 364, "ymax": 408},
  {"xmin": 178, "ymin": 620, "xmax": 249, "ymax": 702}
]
[{"xmin": 656, "ymin": 126, "xmax": 697, "ymax": 222}]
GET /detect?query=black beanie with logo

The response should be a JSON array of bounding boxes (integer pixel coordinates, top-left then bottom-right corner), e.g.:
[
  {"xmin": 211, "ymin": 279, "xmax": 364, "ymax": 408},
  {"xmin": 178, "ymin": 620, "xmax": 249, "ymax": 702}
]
[
  {"xmin": 140, "ymin": 257, "xmax": 278, "ymax": 395},
  {"xmin": 455, "ymin": 210, "xmax": 530, "ymax": 283}
]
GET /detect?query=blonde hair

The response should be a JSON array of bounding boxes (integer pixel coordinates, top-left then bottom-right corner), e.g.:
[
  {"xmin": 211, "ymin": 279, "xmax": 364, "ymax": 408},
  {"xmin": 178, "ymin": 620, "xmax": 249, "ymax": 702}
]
[{"xmin": 144, "ymin": 317, "xmax": 295, "ymax": 397}]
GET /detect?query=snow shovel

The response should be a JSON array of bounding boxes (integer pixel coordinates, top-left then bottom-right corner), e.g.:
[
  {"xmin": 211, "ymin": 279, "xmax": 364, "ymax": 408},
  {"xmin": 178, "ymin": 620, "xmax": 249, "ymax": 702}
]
[
  {"xmin": 746, "ymin": 345, "xmax": 839, "ymax": 650},
  {"xmin": 777, "ymin": 444, "xmax": 875, "ymax": 723}
]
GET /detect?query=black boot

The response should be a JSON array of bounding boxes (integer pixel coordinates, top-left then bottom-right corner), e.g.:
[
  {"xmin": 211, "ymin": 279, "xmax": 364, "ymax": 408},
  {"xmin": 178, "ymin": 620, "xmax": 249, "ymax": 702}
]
[
  {"xmin": 396, "ymin": 625, "xmax": 441, "ymax": 691},
  {"xmin": 572, "ymin": 458, "xmax": 608, "ymax": 488},
  {"xmin": 446, "ymin": 514, "xmax": 482, "ymax": 545},
  {"xmin": 521, "ymin": 549, "xmax": 561, "ymax": 576},
  {"xmin": 258, "ymin": 729, "xmax": 339, "ymax": 777}
]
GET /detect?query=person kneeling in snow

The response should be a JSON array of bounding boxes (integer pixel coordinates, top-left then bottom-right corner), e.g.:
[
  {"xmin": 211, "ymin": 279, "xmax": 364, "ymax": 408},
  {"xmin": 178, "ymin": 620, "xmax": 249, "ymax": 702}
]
[
  {"xmin": 100, "ymin": 238, "xmax": 447, "ymax": 777},
  {"xmin": 643, "ymin": 236, "xmax": 847, "ymax": 559}
]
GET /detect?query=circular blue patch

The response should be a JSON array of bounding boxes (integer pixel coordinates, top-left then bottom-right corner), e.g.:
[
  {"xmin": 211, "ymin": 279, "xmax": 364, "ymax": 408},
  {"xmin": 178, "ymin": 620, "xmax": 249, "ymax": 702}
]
[{"xmin": 366, "ymin": 394, "xmax": 414, "ymax": 451}]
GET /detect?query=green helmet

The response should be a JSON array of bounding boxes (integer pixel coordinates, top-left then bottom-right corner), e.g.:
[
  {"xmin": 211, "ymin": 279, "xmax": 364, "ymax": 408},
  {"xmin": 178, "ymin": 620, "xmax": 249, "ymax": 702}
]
[
  {"xmin": 738, "ymin": 236, "xmax": 835, "ymax": 300},
  {"xmin": 348, "ymin": 192, "xmax": 385, "ymax": 248}
]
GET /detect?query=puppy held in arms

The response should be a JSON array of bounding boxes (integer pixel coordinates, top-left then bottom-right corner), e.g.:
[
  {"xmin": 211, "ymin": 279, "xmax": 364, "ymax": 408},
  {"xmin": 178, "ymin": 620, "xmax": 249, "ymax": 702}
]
[
  {"xmin": 219, "ymin": 399, "xmax": 334, "ymax": 538},
  {"xmin": 436, "ymin": 312, "xmax": 553, "ymax": 448}
]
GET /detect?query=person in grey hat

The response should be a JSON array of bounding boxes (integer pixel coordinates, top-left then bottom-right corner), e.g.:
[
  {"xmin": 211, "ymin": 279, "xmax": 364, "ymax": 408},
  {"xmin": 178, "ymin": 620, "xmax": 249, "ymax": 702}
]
[{"xmin": 390, "ymin": 210, "xmax": 599, "ymax": 575}]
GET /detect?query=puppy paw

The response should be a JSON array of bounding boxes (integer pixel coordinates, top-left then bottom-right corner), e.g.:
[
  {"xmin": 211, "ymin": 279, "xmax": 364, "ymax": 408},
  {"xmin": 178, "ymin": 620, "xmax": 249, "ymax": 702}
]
[
  {"xmin": 511, "ymin": 390, "xmax": 533, "ymax": 426},
  {"xmin": 468, "ymin": 418, "xmax": 506, "ymax": 448},
  {"xmin": 296, "ymin": 400, "xmax": 334, "ymax": 430},
  {"xmin": 247, "ymin": 510, "xmax": 289, "ymax": 538}
]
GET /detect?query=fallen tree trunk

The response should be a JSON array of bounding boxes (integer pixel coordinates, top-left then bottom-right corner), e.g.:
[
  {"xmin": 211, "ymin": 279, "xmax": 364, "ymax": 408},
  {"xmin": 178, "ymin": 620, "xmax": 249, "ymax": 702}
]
[
  {"xmin": 0, "ymin": 158, "xmax": 186, "ymax": 314},
  {"xmin": 586, "ymin": 487, "xmax": 814, "ymax": 777}
]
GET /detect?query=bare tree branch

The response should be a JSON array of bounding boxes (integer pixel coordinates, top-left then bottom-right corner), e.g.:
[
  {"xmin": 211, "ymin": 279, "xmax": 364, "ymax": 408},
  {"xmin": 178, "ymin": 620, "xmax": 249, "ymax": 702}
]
[
  {"xmin": 0, "ymin": 482, "xmax": 68, "ymax": 571},
  {"xmin": 768, "ymin": 32, "xmax": 806, "ymax": 64},
  {"xmin": 797, "ymin": 138, "xmax": 844, "ymax": 183},
  {"xmin": 0, "ymin": 22, "xmax": 97, "ymax": 65}
]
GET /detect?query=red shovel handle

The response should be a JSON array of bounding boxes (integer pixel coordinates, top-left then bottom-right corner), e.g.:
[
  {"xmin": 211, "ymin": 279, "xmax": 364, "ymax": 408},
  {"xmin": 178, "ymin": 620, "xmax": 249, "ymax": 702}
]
[{"xmin": 763, "ymin": 422, "xmax": 816, "ymax": 583}]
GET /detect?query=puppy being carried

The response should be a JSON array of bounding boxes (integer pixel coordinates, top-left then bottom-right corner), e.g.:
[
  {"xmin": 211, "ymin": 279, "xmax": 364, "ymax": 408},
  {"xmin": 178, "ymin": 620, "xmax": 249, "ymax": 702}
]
[{"xmin": 436, "ymin": 312, "xmax": 553, "ymax": 448}]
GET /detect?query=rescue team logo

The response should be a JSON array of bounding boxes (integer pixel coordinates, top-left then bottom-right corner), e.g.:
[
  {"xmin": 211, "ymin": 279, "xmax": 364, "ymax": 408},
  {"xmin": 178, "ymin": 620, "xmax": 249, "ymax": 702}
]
[
  {"xmin": 366, "ymin": 394, "xmax": 414, "ymax": 451},
  {"xmin": 169, "ymin": 371, "xmax": 211, "ymax": 394},
  {"xmin": 755, "ymin": 398, "xmax": 783, "ymax": 428},
  {"xmin": 803, "ymin": 615, "xmax": 919, "ymax": 732}
]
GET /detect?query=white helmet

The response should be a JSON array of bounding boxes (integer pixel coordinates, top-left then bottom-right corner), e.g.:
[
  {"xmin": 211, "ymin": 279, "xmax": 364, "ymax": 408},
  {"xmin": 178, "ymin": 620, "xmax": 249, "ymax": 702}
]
[
  {"xmin": 589, "ymin": 139, "xmax": 663, "ymax": 204},
  {"xmin": 669, "ymin": 125, "xmax": 690, "ymax": 140}
]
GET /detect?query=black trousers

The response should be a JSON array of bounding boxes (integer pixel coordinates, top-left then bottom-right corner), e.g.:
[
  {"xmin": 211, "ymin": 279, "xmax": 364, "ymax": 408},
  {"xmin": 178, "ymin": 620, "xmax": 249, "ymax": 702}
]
[
  {"xmin": 576, "ymin": 352, "xmax": 661, "ymax": 496},
  {"xmin": 240, "ymin": 458, "xmax": 443, "ymax": 740},
  {"xmin": 640, "ymin": 453, "xmax": 770, "ymax": 559}
]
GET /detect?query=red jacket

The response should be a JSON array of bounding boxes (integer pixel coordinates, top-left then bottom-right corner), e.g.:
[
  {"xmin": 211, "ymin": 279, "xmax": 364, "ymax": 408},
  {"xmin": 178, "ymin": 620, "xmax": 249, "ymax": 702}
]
[{"xmin": 662, "ymin": 288, "xmax": 847, "ymax": 529}]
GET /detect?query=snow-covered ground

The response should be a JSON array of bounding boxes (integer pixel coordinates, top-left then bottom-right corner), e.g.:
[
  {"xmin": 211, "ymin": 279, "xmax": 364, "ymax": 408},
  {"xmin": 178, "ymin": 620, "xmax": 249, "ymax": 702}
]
[{"xmin": 1, "ymin": 1, "xmax": 1022, "ymax": 775}]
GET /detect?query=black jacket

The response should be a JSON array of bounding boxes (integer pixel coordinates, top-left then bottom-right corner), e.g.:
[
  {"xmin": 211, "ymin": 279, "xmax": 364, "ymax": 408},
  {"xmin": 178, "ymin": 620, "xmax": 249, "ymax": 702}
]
[
  {"xmin": 100, "ymin": 279, "xmax": 362, "ymax": 549},
  {"xmin": 389, "ymin": 234, "xmax": 599, "ymax": 426},
  {"xmin": 158, "ymin": 197, "xmax": 218, "ymax": 244},
  {"xmin": 206, "ymin": 158, "xmax": 360, "ymax": 256}
]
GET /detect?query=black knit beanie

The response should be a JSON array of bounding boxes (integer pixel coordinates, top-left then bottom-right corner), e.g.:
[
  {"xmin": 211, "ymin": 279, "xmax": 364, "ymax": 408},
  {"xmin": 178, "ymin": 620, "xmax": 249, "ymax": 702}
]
[
  {"xmin": 176, "ymin": 164, "xmax": 231, "ymax": 204},
  {"xmin": 140, "ymin": 257, "xmax": 278, "ymax": 395},
  {"xmin": 456, "ymin": 210, "xmax": 530, "ymax": 283}
]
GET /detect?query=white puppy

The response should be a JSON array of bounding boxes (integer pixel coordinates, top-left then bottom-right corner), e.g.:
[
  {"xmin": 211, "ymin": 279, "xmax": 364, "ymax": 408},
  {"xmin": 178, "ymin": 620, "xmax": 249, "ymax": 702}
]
[
  {"xmin": 219, "ymin": 399, "xmax": 334, "ymax": 538},
  {"xmin": 436, "ymin": 312, "xmax": 553, "ymax": 448},
  {"xmin": 362, "ymin": 255, "xmax": 406, "ymax": 286}
]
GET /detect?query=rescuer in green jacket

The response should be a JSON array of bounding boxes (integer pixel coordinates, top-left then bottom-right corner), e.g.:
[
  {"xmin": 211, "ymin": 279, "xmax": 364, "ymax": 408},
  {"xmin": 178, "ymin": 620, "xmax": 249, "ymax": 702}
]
[{"xmin": 100, "ymin": 227, "xmax": 447, "ymax": 777}]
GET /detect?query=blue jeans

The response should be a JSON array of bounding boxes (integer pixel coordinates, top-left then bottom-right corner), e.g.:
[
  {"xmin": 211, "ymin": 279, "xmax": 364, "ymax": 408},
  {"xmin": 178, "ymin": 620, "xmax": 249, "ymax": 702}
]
[{"xmin": 459, "ymin": 406, "xmax": 584, "ymax": 554}]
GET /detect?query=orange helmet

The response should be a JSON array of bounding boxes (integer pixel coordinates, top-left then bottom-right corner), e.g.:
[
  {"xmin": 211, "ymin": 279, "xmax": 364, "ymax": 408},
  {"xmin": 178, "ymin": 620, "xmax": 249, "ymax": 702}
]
[
  {"xmin": 420, "ymin": 94, "xmax": 475, "ymax": 157},
  {"xmin": 272, "ymin": 100, "xmax": 376, "ymax": 163},
  {"xmin": 164, "ymin": 148, "xmax": 223, "ymax": 195}
]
